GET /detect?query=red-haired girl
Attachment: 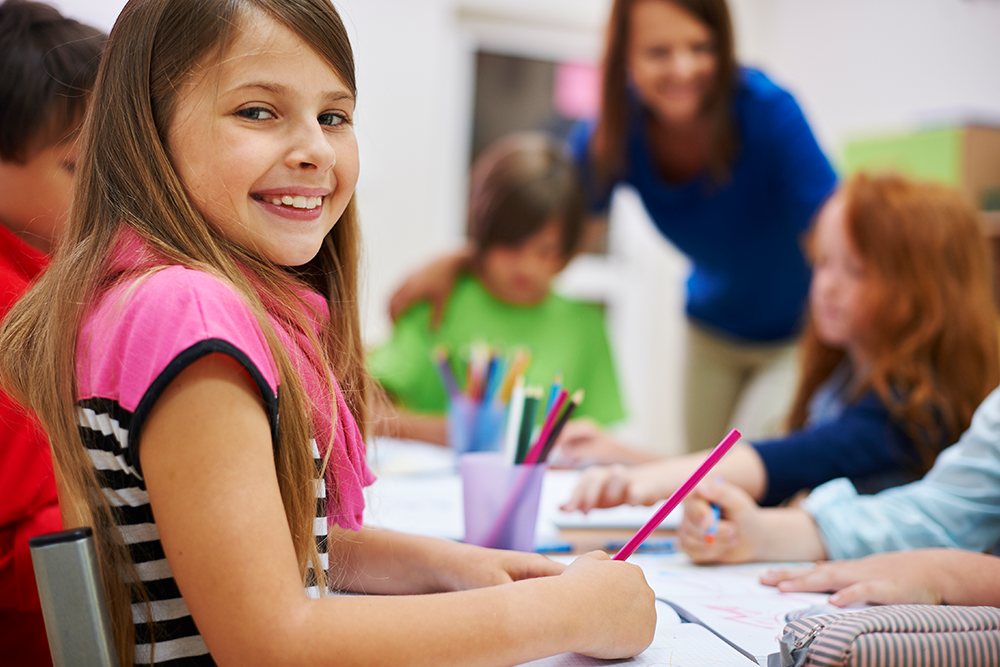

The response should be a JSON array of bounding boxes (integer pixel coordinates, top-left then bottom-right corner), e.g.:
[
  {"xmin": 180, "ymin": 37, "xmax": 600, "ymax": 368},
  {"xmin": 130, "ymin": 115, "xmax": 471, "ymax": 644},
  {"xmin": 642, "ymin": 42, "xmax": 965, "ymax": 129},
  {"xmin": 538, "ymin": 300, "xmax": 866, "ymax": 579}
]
[{"xmin": 562, "ymin": 173, "xmax": 998, "ymax": 511}]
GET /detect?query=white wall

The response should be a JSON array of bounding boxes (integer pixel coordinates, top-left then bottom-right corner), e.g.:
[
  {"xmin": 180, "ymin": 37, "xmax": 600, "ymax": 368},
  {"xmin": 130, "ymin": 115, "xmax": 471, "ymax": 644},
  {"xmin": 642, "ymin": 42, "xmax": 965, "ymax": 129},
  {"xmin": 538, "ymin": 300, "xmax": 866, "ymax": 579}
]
[
  {"xmin": 48, "ymin": 0, "xmax": 1000, "ymax": 451},
  {"xmin": 730, "ymin": 0, "xmax": 1000, "ymax": 162}
]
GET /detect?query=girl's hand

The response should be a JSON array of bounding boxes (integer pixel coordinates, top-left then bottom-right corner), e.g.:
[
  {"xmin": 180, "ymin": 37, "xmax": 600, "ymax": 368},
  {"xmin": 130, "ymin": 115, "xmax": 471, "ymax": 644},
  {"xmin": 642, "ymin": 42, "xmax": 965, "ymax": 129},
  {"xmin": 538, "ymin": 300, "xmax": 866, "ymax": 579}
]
[
  {"xmin": 387, "ymin": 248, "xmax": 471, "ymax": 327},
  {"xmin": 553, "ymin": 420, "xmax": 661, "ymax": 467},
  {"xmin": 560, "ymin": 461, "xmax": 676, "ymax": 513},
  {"xmin": 760, "ymin": 550, "xmax": 955, "ymax": 606},
  {"xmin": 435, "ymin": 541, "xmax": 565, "ymax": 591},
  {"xmin": 678, "ymin": 479, "xmax": 762, "ymax": 564},
  {"xmin": 559, "ymin": 551, "xmax": 656, "ymax": 659}
]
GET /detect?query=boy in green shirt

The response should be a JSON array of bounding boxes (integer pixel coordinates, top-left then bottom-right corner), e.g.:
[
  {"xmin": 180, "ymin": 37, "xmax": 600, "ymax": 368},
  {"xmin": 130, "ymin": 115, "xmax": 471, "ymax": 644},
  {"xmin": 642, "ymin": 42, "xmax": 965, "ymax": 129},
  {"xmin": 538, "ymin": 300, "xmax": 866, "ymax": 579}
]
[{"xmin": 369, "ymin": 133, "xmax": 625, "ymax": 445}]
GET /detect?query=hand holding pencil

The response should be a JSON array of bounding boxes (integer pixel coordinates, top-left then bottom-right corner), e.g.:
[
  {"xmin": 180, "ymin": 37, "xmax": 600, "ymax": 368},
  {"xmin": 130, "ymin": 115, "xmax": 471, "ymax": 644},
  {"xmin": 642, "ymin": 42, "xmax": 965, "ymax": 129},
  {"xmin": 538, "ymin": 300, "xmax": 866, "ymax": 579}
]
[
  {"xmin": 612, "ymin": 429, "xmax": 740, "ymax": 560},
  {"xmin": 675, "ymin": 475, "xmax": 764, "ymax": 565}
]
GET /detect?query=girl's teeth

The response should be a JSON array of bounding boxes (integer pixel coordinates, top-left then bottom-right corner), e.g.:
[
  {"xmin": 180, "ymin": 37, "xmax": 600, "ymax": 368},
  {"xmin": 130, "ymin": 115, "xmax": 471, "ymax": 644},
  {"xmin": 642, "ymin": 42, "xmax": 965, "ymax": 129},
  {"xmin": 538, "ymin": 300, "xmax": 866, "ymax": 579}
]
[{"xmin": 267, "ymin": 195, "xmax": 322, "ymax": 209}]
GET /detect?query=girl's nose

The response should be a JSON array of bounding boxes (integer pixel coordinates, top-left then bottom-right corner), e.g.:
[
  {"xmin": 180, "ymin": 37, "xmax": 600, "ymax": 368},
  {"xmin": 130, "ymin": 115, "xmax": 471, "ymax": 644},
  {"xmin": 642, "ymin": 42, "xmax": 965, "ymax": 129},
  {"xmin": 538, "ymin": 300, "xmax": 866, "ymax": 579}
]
[{"xmin": 285, "ymin": 121, "xmax": 336, "ymax": 172}]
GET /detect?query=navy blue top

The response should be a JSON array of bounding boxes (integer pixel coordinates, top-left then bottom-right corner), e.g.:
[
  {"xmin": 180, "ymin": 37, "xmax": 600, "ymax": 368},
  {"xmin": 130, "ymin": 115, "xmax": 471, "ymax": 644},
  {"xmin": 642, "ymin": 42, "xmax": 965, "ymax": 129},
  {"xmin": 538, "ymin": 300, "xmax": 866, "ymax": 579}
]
[
  {"xmin": 752, "ymin": 390, "xmax": 927, "ymax": 507},
  {"xmin": 569, "ymin": 68, "xmax": 837, "ymax": 342}
]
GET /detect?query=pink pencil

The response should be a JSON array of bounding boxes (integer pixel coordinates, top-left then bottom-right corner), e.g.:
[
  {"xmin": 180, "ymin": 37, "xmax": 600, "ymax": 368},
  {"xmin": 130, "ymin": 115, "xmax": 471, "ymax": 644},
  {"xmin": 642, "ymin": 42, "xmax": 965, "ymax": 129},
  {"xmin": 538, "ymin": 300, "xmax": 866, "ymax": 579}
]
[{"xmin": 613, "ymin": 428, "xmax": 742, "ymax": 561}]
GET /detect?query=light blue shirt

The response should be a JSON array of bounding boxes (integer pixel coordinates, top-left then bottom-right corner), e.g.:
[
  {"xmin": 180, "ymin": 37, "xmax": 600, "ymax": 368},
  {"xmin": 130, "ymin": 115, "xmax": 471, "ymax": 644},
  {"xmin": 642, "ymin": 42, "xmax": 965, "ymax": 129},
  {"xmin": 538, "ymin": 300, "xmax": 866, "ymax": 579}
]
[{"xmin": 803, "ymin": 387, "xmax": 1000, "ymax": 559}]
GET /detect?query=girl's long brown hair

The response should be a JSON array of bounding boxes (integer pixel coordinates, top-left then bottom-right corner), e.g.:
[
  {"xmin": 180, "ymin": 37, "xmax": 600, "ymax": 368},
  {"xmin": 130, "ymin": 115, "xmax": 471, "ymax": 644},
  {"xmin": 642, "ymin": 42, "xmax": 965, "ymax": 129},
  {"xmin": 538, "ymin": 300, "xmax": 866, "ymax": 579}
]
[
  {"xmin": 0, "ymin": 0, "xmax": 367, "ymax": 663},
  {"xmin": 787, "ymin": 173, "xmax": 998, "ymax": 472},
  {"xmin": 592, "ymin": 0, "xmax": 737, "ymax": 186}
]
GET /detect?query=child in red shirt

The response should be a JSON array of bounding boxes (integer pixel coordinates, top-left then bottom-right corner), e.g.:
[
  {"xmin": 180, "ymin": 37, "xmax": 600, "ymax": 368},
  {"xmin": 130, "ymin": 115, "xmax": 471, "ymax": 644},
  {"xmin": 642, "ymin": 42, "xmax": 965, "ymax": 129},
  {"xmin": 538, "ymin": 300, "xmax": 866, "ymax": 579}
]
[{"xmin": 0, "ymin": 2, "xmax": 105, "ymax": 663}]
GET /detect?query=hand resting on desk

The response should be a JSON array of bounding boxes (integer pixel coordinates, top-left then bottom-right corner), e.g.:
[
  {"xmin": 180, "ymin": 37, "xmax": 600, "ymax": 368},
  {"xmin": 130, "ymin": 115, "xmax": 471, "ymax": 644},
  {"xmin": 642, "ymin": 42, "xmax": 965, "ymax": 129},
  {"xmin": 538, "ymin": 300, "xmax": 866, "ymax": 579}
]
[{"xmin": 760, "ymin": 549, "xmax": 1000, "ymax": 607}]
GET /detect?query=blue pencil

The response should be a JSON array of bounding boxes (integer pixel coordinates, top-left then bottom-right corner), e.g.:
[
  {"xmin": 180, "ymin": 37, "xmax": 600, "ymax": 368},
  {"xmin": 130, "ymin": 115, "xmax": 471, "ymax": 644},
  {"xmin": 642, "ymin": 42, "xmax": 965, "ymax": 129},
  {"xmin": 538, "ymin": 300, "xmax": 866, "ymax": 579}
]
[
  {"xmin": 544, "ymin": 374, "xmax": 563, "ymax": 415},
  {"xmin": 704, "ymin": 504, "xmax": 721, "ymax": 544}
]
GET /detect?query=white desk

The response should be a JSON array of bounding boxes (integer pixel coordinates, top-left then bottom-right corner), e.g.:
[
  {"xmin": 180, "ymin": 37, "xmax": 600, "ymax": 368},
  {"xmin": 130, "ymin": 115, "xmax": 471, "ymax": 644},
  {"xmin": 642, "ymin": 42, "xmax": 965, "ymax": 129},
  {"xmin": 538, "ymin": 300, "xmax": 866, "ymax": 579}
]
[{"xmin": 365, "ymin": 438, "xmax": 680, "ymax": 546}]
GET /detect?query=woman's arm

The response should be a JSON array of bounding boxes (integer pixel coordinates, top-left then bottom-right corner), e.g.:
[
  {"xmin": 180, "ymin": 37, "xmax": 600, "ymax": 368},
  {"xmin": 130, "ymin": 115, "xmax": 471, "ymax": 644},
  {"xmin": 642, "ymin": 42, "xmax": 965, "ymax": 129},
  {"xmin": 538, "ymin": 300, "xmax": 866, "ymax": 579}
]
[{"xmin": 141, "ymin": 354, "xmax": 655, "ymax": 665}]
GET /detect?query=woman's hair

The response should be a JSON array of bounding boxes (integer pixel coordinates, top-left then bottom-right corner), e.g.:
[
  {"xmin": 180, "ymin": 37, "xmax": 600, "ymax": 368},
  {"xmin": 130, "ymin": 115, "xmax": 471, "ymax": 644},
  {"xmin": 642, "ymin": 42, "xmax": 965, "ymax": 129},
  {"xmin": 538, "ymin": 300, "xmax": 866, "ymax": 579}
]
[
  {"xmin": 788, "ymin": 172, "xmax": 999, "ymax": 472},
  {"xmin": 468, "ymin": 132, "xmax": 585, "ymax": 265},
  {"xmin": 0, "ymin": 0, "xmax": 365, "ymax": 662},
  {"xmin": 0, "ymin": 0, "xmax": 106, "ymax": 161},
  {"xmin": 591, "ymin": 0, "xmax": 737, "ymax": 186}
]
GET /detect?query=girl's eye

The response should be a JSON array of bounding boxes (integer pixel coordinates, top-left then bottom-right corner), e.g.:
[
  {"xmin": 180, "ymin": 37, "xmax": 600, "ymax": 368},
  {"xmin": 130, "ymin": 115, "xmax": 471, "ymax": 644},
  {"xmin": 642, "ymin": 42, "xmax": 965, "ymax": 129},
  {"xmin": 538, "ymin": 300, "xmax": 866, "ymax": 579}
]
[
  {"xmin": 319, "ymin": 112, "xmax": 348, "ymax": 127},
  {"xmin": 236, "ymin": 106, "xmax": 275, "ymax": 121}
]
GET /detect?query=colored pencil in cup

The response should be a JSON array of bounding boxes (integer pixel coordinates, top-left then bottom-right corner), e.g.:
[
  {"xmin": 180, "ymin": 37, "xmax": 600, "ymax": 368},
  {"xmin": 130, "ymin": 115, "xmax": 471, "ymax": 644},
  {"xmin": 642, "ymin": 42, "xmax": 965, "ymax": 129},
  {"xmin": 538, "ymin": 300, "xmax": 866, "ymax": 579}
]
[
  {"xmin": 537, "ymin": 389, "xmax": 584, "ymax": 464},
  {"xmin": 433, "ymin": 346, "xmax": 461, "ymax": 398},
  {"xmin": 523, "ymin": 388, "xmax": 568, "ymax": 465},
  {"xmin": 613, "ymin": 428, "xmax": 741, "ymax": 561},
  {"xmin": 514, "ymin": 389, "xmax": 540, "ymax": 464},
  {"xmin": 501, "ymin": 376, "xmax": 525, "ymax": 464},
  {"xmin": 498, "ymin": 349, "xmax": 531, "ymax": 403}
]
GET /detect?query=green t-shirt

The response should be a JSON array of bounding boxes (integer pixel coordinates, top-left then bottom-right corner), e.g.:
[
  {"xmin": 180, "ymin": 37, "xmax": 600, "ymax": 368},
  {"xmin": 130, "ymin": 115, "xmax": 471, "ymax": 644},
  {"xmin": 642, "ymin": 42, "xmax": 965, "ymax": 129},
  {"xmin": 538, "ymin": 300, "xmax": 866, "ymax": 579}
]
[{"xmin": 368, "ymin": 274, "xmax": 626, "ymax": 426}]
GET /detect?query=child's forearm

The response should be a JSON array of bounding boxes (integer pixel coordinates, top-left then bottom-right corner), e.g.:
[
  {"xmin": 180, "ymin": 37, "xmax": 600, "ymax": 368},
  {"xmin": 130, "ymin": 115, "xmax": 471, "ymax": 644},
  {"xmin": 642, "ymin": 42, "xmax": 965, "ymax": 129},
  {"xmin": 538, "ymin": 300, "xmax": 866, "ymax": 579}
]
[
  {"xmin": 939, "ymin": 551, "xmax": 1000, "ymax": 605},
  {"xmin": 328, "ymin": 527, "xmax": 456, "ymax": 594},
  {"xmin": 751, "ymin": 508, "xmax": 828, "ymax": 562},
  {"xmin": 370, "ymin": 403, "xmax": 448, "ymax": 445},
  {"xmin": 298, "ymin": 574, "xmax": 594, "ymax": 666},
  {"xmin": 667, "ymin": 443, "xmax": 768, "ymax": 501}
]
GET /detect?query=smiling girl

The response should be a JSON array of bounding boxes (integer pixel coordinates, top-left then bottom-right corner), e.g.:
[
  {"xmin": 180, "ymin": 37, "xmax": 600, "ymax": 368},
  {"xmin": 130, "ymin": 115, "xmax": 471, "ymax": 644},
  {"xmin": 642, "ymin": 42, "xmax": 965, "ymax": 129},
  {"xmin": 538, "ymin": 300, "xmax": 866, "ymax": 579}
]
[{"xmin": 0, "ymin": 1, "xmax": 655, "ymax": 664}]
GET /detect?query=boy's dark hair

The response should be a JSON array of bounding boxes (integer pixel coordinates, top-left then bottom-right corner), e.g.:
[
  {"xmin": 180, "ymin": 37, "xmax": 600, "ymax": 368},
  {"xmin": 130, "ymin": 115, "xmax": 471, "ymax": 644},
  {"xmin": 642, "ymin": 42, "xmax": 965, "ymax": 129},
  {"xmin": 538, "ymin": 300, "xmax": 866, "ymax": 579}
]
[
  {"xmin": 0, "ymin": 0, "xmax": 105, "ymax": 162},
  {"xmin": 468, "ymin": 132, "xmax": 586, "ymax": 263}
]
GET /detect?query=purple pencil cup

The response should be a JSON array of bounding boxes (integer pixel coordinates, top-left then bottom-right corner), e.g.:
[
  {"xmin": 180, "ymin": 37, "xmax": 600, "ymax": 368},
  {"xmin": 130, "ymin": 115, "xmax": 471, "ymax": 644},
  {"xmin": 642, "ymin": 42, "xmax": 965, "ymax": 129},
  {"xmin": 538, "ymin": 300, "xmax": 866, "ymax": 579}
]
[{"xmin": 460, "ymin": 452, "xmax": 546, "ymax": 551}]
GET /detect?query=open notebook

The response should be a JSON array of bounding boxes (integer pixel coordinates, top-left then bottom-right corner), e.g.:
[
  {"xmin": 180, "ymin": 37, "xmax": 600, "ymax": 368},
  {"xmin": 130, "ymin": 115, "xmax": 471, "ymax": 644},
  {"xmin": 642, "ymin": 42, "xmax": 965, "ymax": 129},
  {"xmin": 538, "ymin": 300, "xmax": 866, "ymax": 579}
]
[{"xmin": 522, "ymin": 554, "xmax": 831, "ymax": 666}]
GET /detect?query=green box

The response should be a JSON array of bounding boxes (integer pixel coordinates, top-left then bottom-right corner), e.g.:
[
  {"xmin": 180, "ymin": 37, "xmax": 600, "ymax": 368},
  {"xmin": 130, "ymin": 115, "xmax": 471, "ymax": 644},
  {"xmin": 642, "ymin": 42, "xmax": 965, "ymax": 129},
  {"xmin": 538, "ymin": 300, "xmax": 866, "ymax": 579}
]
[{"xmin": 842, "ymin": 125, "xmax": 1000, "ymax": 209}]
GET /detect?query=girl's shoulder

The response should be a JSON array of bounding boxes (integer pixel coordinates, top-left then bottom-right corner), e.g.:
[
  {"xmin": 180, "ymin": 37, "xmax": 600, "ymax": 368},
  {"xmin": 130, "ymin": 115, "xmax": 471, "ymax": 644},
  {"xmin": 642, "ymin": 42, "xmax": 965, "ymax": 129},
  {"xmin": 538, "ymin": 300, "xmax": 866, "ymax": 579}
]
[
  {"xmin": 78, "ymin": 264, "xmax": 280, "ymax": 408},
  {"xmin": 93, "ymin": 264, "xmax": 263, "ymax": 341}
]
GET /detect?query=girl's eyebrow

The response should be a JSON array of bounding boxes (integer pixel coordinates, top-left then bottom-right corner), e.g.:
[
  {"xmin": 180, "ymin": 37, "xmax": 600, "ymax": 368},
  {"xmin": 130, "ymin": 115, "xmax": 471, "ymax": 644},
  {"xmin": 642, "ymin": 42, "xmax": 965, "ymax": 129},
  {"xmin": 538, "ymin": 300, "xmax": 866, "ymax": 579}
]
[{"xmin": 226, "ymin": 80, "xmax": 355, "ymax": 104}]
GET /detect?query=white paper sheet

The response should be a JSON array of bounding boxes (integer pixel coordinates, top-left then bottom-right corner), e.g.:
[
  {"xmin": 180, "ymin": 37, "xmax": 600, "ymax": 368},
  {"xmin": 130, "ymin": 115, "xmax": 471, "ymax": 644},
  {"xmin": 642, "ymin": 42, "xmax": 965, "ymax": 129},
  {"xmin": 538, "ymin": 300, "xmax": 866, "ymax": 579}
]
[
  {"xmin": 523, "ymin": 601, "xmax": 753, "ymax": 666},
  {"xmin": 630, "ymin": 554, "xmax": 829, "ymax": 660}
]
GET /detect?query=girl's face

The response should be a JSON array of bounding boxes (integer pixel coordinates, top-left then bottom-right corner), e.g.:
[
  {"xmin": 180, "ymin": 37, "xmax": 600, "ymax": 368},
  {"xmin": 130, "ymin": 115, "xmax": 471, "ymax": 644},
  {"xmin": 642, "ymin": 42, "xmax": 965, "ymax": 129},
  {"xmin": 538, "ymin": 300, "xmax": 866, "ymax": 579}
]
[
  {"xmin": 627, "ymin": 0, "xmax": 718, "ymax": 126},
  {"xmin": 809, "ymin": 194, "xmax": 870, "ymax": 359},
  {"xmin": 167, "ymin": 14, "xmax": 359, "ymax": 267},
  {"xmin": 478, "ymin": 221, "xmax": 566, "ymax": 306}
]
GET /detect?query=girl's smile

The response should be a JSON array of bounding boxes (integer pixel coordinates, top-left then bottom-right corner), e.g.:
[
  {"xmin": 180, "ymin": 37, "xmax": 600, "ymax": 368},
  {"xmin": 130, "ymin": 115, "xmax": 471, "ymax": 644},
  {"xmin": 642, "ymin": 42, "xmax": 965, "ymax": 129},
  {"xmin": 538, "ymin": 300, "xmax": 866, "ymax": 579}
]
[{"xmin": 251, "ymin": 187, "xmax": 329, "ymax": 221}]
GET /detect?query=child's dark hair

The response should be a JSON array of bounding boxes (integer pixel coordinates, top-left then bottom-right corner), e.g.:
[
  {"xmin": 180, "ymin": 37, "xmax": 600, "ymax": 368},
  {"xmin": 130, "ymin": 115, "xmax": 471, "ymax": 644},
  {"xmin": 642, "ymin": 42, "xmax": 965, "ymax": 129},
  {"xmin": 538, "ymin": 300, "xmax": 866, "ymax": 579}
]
[
  {"xmin": 0, "ymin": 0, "xmax": 106, "ymax": 162},
  {"xmin": 468, "ymin": 132, "xmax": 586, "ymax": 264}
]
